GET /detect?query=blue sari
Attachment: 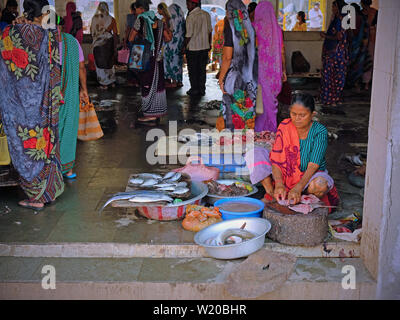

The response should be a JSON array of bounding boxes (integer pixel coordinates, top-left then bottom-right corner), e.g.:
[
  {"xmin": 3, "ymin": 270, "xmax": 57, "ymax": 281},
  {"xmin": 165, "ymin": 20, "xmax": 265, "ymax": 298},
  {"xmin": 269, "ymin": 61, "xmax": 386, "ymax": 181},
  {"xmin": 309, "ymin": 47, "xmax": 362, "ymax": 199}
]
[{"xmin": 0, "ymin": 24, "xmax": 64, "ymax": 203}]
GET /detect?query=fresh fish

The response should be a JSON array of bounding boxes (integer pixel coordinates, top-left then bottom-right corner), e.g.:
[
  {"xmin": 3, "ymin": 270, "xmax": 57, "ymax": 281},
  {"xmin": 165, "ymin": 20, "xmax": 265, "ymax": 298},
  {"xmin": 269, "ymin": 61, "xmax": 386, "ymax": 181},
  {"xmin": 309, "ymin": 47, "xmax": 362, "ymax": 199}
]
[
  {"xmin": 100, "ymin": 190, "xmax": 171, "ymax": 213},
  {"xmin": 175, "ymin": 182, "xmax": 187, "ymax": 188},
  {"xmin": 154, "ymin": 183, "xmax": 176, "ymax": 188},
  {"xmin": 166, "ymin": 172, "xmax": 181, "ymax": 182},
  {"xmin": 157, "ymin": 186, "xmax": 177, "ymax": 191},
  {"xmin": 129, "ymin": 178, "xmax": 145, "ymax": 185},
  {"xmin": 214, "ymin": 228, "xmax": 255, "ymax": 246},
  {"xmin": 99, "ymin": 194, "xmax": 136, "ymax": 214},
  {"xmin": 136, "ymin": 173, "xmax": 163, "ymax": 180},
  {"xmin": 141, "ymin": 179, "xmax": 159, "ymax": 187},
  {"xmin": 129, "ymin": 194, "xmax": 173, "ymax": 203},
  {"xmin": 162, "ymin": 171, "xmax": 176, "ymax": 180},
  {"xmin": 170, "ymin": 187, "xmax": 189, "ymax": 195}
]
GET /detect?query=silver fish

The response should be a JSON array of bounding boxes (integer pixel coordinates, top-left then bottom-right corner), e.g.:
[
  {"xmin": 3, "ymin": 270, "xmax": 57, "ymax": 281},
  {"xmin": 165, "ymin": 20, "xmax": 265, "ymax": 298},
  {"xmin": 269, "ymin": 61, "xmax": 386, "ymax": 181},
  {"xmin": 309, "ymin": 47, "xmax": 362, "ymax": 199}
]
[
  {"xmin": 99, "ymin": 194, "xmax": 137, "ymax": 214},
  {"xmin": 157, "ymin": 186, "xmax": 177, "ymax": 191},
  {"xmin": 129, "ymin": 178, "xmax": 145, "ymax": 185},
  {"xmin": 162, "ymin": 171, "xmax": 176, "ymax": 180},
  {"xmin": 136, "ymin": 173, "xmax": 163, "ymax": 180},
  {"xmin": 154, "ymin": 183, "xmax": 176, "ymax": 188},
  {"xmin": 129, "ymin": 194, "xmax": 173, "ymax": 203},
  {"xmin": 170, "ymin": 187, "xmax": 189, "ymax": 195},
  {"xmin": 214, "ymin": 228, "xmax": 255, "ymax": 246},
  {"xmin": 141, "ymin": 178, "xmax": 159, "ymax": 187},
  {"xmin": 169, "ymin": 172, "xmax": 182, "ymax": 181},
  {"xmin": 175, "ymin": 181, "xmax": 187, "ymax": 188}
]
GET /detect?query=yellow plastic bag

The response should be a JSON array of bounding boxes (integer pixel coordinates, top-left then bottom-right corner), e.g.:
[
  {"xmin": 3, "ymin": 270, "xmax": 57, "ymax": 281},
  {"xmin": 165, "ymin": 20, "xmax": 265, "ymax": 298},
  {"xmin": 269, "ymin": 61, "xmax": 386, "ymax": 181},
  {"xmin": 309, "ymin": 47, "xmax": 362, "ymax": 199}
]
[{"xmin": 0, "ymin": 123, "xmax": 11, "ymax": 165}]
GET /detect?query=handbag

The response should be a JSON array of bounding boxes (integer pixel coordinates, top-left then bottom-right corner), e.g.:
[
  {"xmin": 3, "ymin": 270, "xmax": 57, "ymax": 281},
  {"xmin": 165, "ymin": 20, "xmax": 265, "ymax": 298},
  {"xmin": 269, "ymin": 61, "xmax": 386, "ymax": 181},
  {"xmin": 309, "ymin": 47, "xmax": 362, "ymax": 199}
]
[
  {"xmin": 0, "ymin": 123, "xmax": 11, "ymax": 166},
  {"xmin": 118, "ymin": 48, "xmax": 130, "ymax": 64},
  {"xmin": 128, "ymin": 36, "xmax": 152, "ymax": 72},
  {"xmin": 77, "ymin": 99, "xmax": 104, "ymax": 141}
]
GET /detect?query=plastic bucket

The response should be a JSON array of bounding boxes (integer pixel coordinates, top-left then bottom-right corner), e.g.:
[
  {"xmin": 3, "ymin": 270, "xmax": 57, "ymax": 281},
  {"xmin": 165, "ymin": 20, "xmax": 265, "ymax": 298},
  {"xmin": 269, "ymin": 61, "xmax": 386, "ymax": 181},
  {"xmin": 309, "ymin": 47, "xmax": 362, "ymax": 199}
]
[{"xmin": 214, "ymin": 197, "xmax": 265, "ymax": 220}]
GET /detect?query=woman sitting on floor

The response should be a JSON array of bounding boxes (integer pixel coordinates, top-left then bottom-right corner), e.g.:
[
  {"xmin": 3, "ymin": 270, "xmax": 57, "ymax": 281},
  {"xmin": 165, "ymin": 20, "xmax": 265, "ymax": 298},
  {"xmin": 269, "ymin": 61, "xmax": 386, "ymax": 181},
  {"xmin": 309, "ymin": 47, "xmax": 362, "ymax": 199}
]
[{"xmin": 245, "ymin": 92, "xmax": 339, "ymax": 209}]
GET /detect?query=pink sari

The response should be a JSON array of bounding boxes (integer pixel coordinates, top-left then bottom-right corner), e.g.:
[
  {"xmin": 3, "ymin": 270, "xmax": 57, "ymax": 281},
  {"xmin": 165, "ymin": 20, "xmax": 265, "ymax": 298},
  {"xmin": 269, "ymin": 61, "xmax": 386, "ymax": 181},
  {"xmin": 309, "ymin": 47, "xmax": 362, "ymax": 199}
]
[
  {"xmin": 254, "ymin": 1, "xmax": 283, "ymax": 133},
  {"xmin": 63, "ymin": 2, "xmax": 83, "ymax": 44}
]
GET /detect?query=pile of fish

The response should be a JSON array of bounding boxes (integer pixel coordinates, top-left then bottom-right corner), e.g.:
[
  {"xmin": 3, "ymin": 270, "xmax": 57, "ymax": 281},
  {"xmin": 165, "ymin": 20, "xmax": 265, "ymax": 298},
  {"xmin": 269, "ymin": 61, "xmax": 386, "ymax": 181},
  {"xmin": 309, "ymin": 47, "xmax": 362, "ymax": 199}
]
[
  {"xmin": 206, "ymin": 180, "xmax": 251, "ymax": 197},
  {"xmin": 99, "ymin": 172, "xmax": 191, "ymax": 214},
  {"xmin": 278, "ymin": 194, "xmax": 335, "ymax": 214},
  {"xmin": 128, "ymin": 172, "xmax": 190, "ymax": 197}
]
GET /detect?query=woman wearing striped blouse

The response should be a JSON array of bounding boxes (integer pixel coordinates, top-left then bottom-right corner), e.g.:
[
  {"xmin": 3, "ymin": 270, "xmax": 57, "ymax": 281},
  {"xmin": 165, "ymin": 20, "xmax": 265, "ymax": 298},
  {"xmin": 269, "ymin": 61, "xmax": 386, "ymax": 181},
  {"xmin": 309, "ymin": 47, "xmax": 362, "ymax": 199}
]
[{"xmin": 245, "ymin": 92, "xmax": 339, "ymax": 209}]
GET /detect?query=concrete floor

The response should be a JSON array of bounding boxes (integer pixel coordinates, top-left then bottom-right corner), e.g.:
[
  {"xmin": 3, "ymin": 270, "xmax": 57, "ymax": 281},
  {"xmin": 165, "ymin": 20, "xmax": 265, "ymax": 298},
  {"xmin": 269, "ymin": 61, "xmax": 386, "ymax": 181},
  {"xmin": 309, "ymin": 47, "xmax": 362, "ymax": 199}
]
[{"xmin": 0, "ymin": 68, "xmax": 374, "ymax": 299}]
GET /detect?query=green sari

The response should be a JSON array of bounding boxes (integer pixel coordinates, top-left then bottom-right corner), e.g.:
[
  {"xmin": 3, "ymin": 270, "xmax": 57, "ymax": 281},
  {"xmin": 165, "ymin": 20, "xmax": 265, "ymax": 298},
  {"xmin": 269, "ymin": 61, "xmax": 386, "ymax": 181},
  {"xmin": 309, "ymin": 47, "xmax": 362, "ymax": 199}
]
[{"xmin": 59, "ymin": 33, "xmax": 80, "ymax": 174}]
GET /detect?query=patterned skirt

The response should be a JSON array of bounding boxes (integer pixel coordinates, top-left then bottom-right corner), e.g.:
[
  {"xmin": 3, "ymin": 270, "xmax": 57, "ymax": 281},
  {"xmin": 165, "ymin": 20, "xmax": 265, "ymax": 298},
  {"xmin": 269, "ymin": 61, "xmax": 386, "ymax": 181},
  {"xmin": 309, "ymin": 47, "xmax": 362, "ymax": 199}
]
[{"xmin": 320, "ymin": 46, "xmax": 349, "ymax": 105}]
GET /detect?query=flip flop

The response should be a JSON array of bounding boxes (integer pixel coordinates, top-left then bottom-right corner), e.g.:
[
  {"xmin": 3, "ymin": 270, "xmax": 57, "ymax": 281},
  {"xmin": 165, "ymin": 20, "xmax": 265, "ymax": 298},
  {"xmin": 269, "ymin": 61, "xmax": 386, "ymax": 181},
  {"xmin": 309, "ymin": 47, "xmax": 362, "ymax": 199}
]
[
  {"xmin": 63, "ymin": 173, "xmax": 77, "ymax": 179},
  {"xmin": 18, "ymin": 200, "xmax": 44, "ymax": 211}
]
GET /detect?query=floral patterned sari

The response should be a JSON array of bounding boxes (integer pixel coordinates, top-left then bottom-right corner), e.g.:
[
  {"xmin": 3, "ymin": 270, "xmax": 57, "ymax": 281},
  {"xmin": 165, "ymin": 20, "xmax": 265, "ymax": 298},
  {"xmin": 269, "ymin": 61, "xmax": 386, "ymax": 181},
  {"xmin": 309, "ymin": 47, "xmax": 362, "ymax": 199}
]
[
  {"xmin": 218, "ymin": 0, "xmax": 257, "ymax": 132},
  {"xmin": 0, "ymin": 25, "xmax": 64, "ymax": 203}
]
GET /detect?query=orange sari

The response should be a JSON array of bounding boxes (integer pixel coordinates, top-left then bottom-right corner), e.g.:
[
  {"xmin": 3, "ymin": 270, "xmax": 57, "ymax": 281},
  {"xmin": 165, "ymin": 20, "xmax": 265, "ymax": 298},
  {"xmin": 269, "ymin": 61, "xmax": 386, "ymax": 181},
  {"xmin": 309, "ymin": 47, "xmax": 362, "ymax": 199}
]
[{"xmin": 269, "ymin": 118, "xmax": 339, "ymax": 212}]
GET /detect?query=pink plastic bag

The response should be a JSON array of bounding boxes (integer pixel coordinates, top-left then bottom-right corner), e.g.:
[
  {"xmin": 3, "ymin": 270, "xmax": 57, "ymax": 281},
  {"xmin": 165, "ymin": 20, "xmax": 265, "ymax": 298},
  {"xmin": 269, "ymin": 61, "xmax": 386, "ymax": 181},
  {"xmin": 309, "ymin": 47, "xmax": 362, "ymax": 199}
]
[
  {"xmin": 118, "ymin": 48, "xmax": 130, "ymax": 64},
  {"xmin": 173, "ymin": 156, "xmax": 220, "ymax": 182}
]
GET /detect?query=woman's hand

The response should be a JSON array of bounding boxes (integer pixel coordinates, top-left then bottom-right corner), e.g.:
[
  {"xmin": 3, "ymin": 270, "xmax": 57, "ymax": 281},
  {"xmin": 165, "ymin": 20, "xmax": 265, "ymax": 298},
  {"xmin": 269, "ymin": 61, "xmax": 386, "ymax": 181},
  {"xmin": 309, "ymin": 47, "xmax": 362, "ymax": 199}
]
[
  {"xmin": 282, "ymin": 71, "xmax": 287, "ymax": 82},
  {"xmin": 274, "ymin": 184, "xmax": 287, "ymax": 202},
  {"xmin": 79, "ymin": 89, "xmax": 89, "ymax": 102},
  {"xmin": 219, "ymin": 79, "xmax": 226, "ymax": 94},
  {"xmin": 288, "ymin": 185, "xmax": 302, "ymax": 205}
]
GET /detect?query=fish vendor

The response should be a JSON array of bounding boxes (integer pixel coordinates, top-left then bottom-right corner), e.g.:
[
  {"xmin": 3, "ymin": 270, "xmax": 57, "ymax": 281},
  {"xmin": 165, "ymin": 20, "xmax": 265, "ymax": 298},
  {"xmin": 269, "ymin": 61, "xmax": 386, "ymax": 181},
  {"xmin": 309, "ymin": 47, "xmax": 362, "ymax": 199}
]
[{"xmin": 244, "ymin": 92, "xmax": 340, "ymax": 210}]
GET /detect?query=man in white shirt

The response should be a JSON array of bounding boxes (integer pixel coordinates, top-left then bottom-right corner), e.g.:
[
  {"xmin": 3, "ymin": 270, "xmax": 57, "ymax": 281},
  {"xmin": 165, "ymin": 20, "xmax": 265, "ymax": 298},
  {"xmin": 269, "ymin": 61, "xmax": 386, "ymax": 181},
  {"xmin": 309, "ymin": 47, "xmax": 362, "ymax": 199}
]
[
  {"xmin": 184, "ymin": 0, "xmax": 212, "ymax": 96},
  {"xmin": 308, "ymin": 2, "xmax": 323, "ymax": 31}
]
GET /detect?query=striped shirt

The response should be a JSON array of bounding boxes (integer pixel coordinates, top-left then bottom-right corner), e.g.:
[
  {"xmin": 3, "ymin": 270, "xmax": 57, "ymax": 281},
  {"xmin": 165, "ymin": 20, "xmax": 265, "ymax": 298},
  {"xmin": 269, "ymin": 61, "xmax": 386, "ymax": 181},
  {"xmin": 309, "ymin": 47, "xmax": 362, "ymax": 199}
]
[
  {"xmin": 299, "ymin": 122, "xmax": 328, "ymax": 172},
  {"xmin": 185, "ymin": 7, "xmax": 212, "ymax": 51}
]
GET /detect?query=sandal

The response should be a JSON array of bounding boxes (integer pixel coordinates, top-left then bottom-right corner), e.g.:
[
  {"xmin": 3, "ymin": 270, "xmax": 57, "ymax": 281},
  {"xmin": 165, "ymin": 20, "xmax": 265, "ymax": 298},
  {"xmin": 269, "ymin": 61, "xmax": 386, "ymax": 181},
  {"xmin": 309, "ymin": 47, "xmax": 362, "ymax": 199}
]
[
  {"xmin": 63, "ymin": 173, "xmax": 77, "ymax": 179},
  {"xmin": 18, "ymin": 200, "xmax": 44, "ymax": 211},
  {"xmin": 137, "ymin": 117, "xmax": 157, "ymax": 122}
]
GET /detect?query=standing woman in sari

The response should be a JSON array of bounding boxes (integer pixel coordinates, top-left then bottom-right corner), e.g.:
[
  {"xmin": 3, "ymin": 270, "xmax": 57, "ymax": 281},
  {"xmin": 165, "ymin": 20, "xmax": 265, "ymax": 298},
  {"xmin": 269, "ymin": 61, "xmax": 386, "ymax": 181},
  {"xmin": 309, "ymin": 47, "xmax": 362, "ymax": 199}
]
[
  {"xmin": 128, "ymin": 0, "xmax": 172, "ymax": 123},
  {"xmin": 0, "ymin": 0, "xmax": 64, "ymax": 210},
  {"xmin": 163, "ymin": 3, "xmax": 185, "ymax": 88},
  {"xmin": 217, "ymin": 0, "xmax": 257, "ymax": 132},
  {"xmin": 253, "ymin": 0, "xmax": 286, "ymax": 133},
  {"xmin": 57, "ymin": 18, "xmax": 89, "ymax": 179},
  {"xmin": 319, "ymin": 0, "xmax": 349, "ymax": 106},
  {"xmin": 90, "ymin": 2, "xmax": 118, "ymax": 90},
  {"xmin": 63, "ymin": 1, "xmax": 83, "ymax": 44}
]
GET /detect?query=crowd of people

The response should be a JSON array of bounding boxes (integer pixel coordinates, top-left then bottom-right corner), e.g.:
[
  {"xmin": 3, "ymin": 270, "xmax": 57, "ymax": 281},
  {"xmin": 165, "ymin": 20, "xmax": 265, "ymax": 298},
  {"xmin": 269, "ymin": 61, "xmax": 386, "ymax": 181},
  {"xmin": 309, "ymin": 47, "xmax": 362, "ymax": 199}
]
[{"xmin": 0, "ymin": 0, "xmax": 378, "ymax": 208}]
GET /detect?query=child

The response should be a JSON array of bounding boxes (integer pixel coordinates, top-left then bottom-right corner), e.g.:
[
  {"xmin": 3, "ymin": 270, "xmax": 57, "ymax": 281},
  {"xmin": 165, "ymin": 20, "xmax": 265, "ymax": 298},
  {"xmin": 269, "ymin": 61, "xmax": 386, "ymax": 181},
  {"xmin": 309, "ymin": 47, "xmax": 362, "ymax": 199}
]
[{"xmin": 293, "ymin": 11, "xmax": 307, "ymax": 31}]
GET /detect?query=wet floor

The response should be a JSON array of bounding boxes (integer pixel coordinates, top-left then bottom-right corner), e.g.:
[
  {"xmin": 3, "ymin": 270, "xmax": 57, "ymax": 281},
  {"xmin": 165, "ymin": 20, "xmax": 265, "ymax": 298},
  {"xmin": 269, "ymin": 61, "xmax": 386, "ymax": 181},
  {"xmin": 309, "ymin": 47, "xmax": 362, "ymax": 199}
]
[{"xmin": 0, "ymin": 67, "xmax": 370, "ymax": 244}]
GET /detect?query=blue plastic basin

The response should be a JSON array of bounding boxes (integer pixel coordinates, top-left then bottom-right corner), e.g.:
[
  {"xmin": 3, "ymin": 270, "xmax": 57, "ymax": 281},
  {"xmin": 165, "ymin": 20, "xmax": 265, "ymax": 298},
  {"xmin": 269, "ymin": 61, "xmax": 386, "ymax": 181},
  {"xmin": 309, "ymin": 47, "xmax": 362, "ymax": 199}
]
[{"xmin": 214, "ymin": 197, "xmax": 265, "ymax": 220}]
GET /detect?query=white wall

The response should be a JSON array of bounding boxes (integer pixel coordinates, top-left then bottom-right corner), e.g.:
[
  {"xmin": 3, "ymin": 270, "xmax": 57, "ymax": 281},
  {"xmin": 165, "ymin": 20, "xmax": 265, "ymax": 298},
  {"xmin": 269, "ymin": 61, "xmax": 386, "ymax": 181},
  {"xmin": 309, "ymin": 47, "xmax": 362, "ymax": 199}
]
[{"xmin": 360, "ymin": 0, "xmax": 400, "ymax": 299}]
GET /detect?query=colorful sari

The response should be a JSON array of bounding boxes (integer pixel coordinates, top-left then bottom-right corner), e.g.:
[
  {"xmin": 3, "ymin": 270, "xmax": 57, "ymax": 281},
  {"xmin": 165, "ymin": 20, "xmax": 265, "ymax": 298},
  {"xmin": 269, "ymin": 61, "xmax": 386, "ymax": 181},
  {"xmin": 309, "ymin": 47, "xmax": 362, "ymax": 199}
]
[
  {"xmin": 59, "ymin": 33, "xmax": 80, "ymax": 174},
  {"xmin": 212, "ymin": 19, "xmax": 225, "ymax": 65},
  {"xmin": 319, "ymin": 16, "xmax": 349, "ymax": 105},
  {"xmin": 269, "ymin": 119, "xmax": 339, "ymax": 210},
  {"xmin": 219, "ymin": 0, "xmax": 257, "ymax": 131},
  {"xmin": 164, "ymin": 4, "xmax": 185, "ymax": 83},
  {"xmin": 253, "ymin": 1, "xmax": 283, "ymax": 133},
  {"xmin": 0, "ymin": 25, "xmax": 64, "ymax": 203}
]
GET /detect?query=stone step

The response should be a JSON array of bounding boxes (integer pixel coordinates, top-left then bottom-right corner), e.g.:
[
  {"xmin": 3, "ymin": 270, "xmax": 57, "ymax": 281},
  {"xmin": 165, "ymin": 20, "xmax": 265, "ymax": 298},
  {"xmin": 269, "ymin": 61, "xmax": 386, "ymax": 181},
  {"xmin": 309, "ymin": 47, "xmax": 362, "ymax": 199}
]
[
  {"xmin": 0, "ymin": 256, "xmax": 376, "ymax": 299},
  {"xmin": 0, "ymin": 240, "xmax": 360, "ymax": 259}
]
